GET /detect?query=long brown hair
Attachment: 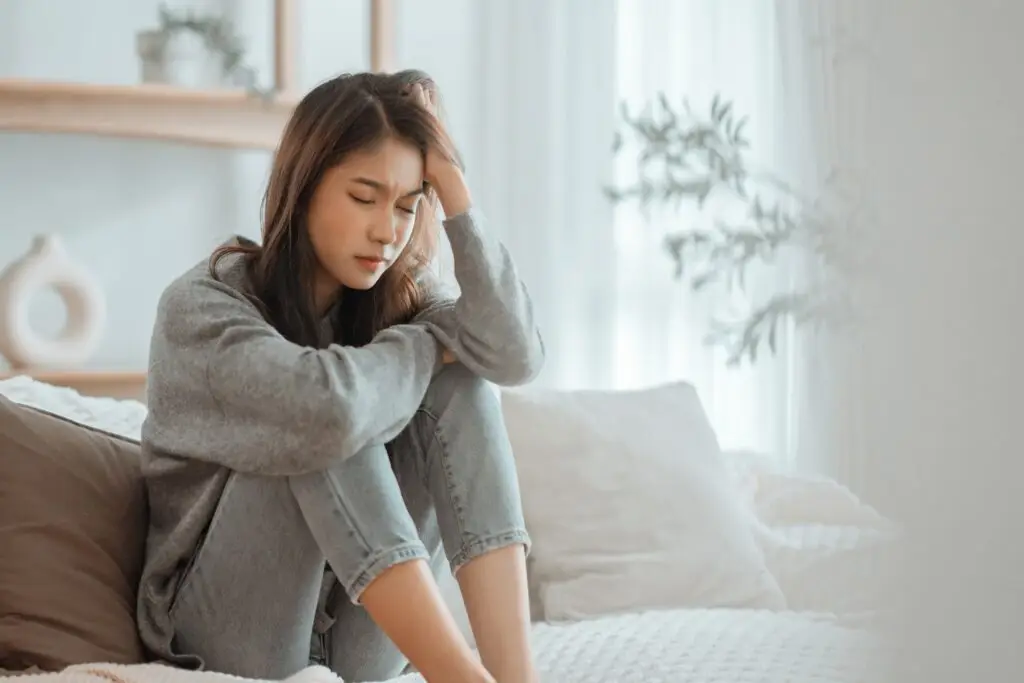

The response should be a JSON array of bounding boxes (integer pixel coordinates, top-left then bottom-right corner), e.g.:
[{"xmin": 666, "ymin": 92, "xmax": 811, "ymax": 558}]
[{"xmin": 210, "ymin": 70, "xmax": 461, "ymax": 348}]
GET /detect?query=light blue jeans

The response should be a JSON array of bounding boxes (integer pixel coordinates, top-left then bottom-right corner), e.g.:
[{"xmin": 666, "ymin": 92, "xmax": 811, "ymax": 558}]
[{"xmin": 167, "ymin": 364, "xmax": 531, "ymax": 681}]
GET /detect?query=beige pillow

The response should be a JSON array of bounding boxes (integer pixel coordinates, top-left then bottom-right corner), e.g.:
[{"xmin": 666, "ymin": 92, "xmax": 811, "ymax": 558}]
[
  {"xmin": 0, "ymin": 395, "xmax": 148, "ymax": 671},
  {"xmin": 501, "ymin": 381, "xmax": 786, "ymax": 621}
]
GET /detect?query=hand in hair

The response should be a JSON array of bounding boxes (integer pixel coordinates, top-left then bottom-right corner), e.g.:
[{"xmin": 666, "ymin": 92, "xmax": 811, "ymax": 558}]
[{"xmin": 409, "ymin": 83, "xmax": 473, "ymax": 219}]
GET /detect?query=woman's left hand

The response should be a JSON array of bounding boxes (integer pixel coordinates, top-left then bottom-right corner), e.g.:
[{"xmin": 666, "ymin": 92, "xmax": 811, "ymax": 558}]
[{"xmin": 410, "ymin": 84, "xmax": 473, "ymax": 218}]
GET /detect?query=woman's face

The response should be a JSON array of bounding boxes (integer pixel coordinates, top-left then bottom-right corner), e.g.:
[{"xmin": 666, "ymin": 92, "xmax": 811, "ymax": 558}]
[{"xmin": 307, "ymin": 136, "xmax": 424, "ymax": 309}]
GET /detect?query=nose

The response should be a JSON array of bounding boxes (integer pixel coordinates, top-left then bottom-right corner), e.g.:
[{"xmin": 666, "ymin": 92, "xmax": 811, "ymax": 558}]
[{"xmin": 368, "ymin": 212, "xmax": 399, "ymax": 245}]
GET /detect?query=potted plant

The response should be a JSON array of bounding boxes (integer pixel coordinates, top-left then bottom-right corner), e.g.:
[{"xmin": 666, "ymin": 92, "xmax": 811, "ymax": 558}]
[
  {"xmin": 605, "ymin": 94, "xmax": 859, "ymax": 365},
  {"xmin": 137, "ymin": 3, "xmax": 261, "ymax": 92}
]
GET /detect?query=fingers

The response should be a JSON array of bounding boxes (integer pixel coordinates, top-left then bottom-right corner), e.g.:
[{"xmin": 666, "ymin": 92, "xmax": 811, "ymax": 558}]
[
  {"xmin": 413, "ymin": 84, "xmax": 428, "ymax": 109},
  {"xmin": 409, "ymin": 83, "xmax": 436, "ymax": 115},
  {"xmin": 404, "ymin": 82, "xmax": 461, "ymax": 170}
]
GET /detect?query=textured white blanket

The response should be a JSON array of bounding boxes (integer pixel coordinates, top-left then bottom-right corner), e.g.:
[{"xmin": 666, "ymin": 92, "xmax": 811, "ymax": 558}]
[{"xmin": 5, "ymin": 663, "xmax": 376, "ymax": 683}]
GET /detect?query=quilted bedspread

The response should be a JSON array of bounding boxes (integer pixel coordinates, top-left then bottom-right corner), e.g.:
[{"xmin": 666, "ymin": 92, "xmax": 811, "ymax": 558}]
[{"xmin": 533, "ymin": 608, "xmax": 878, "ymax": 683}]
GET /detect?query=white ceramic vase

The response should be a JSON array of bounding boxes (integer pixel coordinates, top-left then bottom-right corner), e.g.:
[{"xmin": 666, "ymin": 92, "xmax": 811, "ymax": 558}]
[{"xmin": 0, "ymin": 235, "xmax": 106, "ymax": 370}]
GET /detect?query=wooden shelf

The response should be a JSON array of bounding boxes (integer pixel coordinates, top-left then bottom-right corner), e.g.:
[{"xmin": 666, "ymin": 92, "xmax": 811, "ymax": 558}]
[
  {"xmin": 0, "ymin": 1, "xmax": 397, "ymax": 150},
  {"xmin": 0, "ymin": 79, "xmax": 298, "ymax": 150}
]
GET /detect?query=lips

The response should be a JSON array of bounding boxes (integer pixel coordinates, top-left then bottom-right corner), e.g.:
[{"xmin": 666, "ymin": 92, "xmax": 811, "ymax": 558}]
[{"xmin": 355, "ymin": 256, "xmax": 388, "ymax": 271}]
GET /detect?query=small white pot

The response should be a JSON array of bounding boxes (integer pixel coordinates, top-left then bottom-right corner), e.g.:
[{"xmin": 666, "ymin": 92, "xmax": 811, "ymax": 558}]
[{"xmin": 137, "ymin": 29, "xmax": 223, "ymax": 88}]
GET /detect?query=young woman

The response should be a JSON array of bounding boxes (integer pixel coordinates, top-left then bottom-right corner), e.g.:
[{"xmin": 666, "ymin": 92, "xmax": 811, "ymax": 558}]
[{"xmin": 136, "ymin": 70, "xmax": 544, "ymax": 683}]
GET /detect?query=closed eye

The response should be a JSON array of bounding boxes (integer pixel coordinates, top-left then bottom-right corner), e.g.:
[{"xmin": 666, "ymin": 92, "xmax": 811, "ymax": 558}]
[{"xmin": 351, "ymin": 193, "xmax": 417, "ymax": 215}]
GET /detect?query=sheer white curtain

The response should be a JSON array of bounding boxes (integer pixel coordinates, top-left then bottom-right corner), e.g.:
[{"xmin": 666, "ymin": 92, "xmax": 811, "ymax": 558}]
[
  {"xmin": 468, "ymin": 0, "xmax": 622, "ymax": 390},
  {"xmin": 468, "ymin": 0, "xmax": 841, "ymax": 468},
  {"xmin": 610, "ymin": 0, "xmax": 841, "ymax": 461}
]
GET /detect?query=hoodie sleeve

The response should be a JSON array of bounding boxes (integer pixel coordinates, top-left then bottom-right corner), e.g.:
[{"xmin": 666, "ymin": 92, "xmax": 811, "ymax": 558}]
[
  {"xmin": 142, "ymin": 273, "xmax": 443, "ymax": 477},
  {"xmin": 412, "ymin": 209, "xmax": 545, "ymax": 385}
]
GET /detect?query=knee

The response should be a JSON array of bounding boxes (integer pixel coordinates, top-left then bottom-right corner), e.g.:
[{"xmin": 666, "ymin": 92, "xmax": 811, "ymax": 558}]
[{"xmin": 423, "ymin": 364, "xmax": 502, "ymax": 418}]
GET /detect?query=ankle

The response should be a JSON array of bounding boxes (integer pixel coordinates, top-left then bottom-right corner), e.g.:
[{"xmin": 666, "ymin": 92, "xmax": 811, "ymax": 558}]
[
  {"xmin": 422, "ymin": 662, "xmax": 495, "ymax": 683},
  {"xmin": 477, "ymin": 651, "xmax": 539, "ymax": 683},
  {"xmin": 492, "ymin": 667, "xmax": 540, "ymax": 683}
]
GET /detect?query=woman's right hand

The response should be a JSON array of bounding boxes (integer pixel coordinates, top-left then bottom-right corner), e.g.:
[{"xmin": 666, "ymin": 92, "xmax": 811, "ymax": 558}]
[
  {"xmin": 442, "ymin": 349, "xmax": 457, "ymax": 365},
  {"xmin": 408, "ymin": 83, "xmax": 471, "ymax": 218}
]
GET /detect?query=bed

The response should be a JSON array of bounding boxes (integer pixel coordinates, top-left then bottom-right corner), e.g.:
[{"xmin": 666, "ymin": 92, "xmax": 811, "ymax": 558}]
[
  {"xmin": 19, "ymin": 603, "xmax": 881, "ymax": 683},
  {"xmin": 1, "ymin": 376, "xmax": 894, "ymax": 683}
]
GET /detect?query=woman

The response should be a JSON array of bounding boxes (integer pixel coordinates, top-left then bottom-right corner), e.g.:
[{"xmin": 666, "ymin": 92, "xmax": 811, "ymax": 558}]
[{"xmin": 136, "ymin": 70, "xmax": 544, "ymax": 683}]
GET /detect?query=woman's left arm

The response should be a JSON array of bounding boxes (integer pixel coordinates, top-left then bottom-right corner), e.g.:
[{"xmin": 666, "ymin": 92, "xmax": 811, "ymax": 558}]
[
  {"xmin": 414, "ymin": 204, "xmax": 545, "ymax": 387},
  {"xmin": 408, "ymin": 83, "xmax": 544, "ymax": 385}
]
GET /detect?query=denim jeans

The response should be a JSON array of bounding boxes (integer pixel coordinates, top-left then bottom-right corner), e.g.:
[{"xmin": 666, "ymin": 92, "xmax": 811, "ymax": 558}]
[{"xmin": 167, "ymin": 364, "xmax": 531, "ymax": 681}]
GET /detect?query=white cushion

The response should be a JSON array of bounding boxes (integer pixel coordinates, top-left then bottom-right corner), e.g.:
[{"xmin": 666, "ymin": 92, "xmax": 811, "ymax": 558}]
[{"xmin": 501, "ymin": 381, "xmax": 786, "ymax": 620}]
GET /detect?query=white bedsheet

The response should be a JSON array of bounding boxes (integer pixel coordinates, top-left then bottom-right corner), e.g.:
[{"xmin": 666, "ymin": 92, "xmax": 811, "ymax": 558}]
[
  {"xmin": 532, "ymin": 608, "xmax": 878, "ymax": 683},
  {"xmin": 393, "ymin": 608, "xmax": 880, "ymax": 683},
  {"xmin": 1, "ymin": 377, "xmax": 890, "ymax": 683}
]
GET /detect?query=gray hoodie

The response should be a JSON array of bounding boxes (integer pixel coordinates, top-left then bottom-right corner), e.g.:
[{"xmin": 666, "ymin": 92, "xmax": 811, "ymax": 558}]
[{"xmin": 136, "ymin": 209, "xmax": 544, "ymax": 665}]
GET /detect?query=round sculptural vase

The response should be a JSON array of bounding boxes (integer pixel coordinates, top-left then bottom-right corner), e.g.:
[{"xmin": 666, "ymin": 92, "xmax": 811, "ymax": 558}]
[{"xmin": 0, "ymin": 235, "xmax": 107, "ymax": 370}]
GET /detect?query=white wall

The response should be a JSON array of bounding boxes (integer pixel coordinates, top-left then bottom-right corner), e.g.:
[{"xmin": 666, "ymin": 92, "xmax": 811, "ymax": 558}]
[
  {"xmin": 835, "ymin": 2, "xmax": 1023, "ymax": 680},
  {"xmin": 1, "ymin": 1, "xmax": 236, "ymax": 369},
  {"xmin": 833, "ymin": 0, "xmax": 1022, "ymax": 514},
  {"xmin": 0, "ymin": 0, "xmax": 479, "ymax": 372}
]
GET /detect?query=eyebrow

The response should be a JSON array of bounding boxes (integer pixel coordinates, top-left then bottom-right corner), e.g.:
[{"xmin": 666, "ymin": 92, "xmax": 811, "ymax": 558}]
[{"xmin": 352, "ymin": 177, "xmax": 424, "ymax": 198}]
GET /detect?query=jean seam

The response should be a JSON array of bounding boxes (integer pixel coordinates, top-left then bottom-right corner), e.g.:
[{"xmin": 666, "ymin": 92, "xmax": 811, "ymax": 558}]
[
  {"xmin": 321, "ymin": 468, "xmax": 372, "ymax": 554},
  {"xmin": 417, "ymin": 406, "xmax": 469, "ymax": 546},
  {"xmin": 344, "ymin": 541, "xmax": 431, "ymax": 603},
  {"xmin": 418, "ymin": 405, "xmax": 439, "ymax": 422},
  {"xmin": 435, "ymin": 429, "xmax": 469, "ymax": 541},
  {"xmin": 450, "ymin": 529, "xmax": 532, "ymax": 572}
]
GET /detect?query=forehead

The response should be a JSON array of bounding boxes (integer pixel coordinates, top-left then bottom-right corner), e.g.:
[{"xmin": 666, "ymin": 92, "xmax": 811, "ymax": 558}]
[{"xmin": 333, "ymin": 137, "xmax": 424, "ymax": 192}]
